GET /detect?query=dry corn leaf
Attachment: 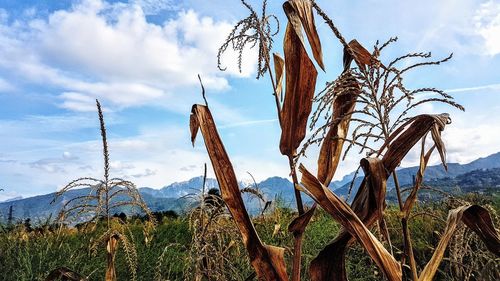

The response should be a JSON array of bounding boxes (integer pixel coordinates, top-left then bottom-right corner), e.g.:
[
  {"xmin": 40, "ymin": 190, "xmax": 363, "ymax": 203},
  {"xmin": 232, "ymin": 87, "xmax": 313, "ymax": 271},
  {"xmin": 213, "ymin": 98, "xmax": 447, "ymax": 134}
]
[
  {"xmin": 274, "ymin": 53, "xmax": 285, "ymax": 101},
  {"xmin": 310, "ymin": 113, "xmax": 451, "ymax": 280},
  {"xmin": 300, "ymin": 164, "xmax": 401, "ymax": 281},
  {"xmin": 279, "ymin": 22, "xmax": 318, "ymax": 156},
  {"xmin": 289, "ymin": 204, "xmax": 317, "ymax": 236},
  {"xmin": 283, "ymin": 0, "xmax": 324, "ymax": 70},
  {"xmin": 45, "ymin": 267, "xmax": 86, "ymax": 281},
  {"xmin": 402, "ymin": 137, "xmax": 436, "ymax": 217},
  {"xmin": 190, "ymin": 104, "xmax": 288, "ymax": 281},
  {"xmin": 317, "ymin": 71, "xmax": 360, "ymax": 186},
  {"xmin": 309, "ymin": 158, "xmax": 389, "ymax": 281},
  {"xmin": 418, "ymin": 205, "xmax": 500, "ymax": 281},
  {"xmin": 347, "ymin": 40, "xmax": 374, "ymax": 67},
  {"xmin": 380, "ymin": 113, "xmax": 450, "ymax": 172}
]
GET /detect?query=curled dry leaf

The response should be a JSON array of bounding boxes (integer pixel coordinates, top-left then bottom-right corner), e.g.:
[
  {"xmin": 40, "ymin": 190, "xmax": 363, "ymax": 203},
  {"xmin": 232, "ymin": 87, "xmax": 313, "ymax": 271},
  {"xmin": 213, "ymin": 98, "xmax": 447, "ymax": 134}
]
[
  {"xmin": 379, "ymin": 113, "xmax": 450, "ymax": 172},
  {"xmin": 273, "ymin": 53, "xmax": 285, "ymax": 100},
  {"xmin": 283, "ymin": 0, "xmax": 324, "ymax": 70},
  {"xmin": 190, "ymin": 104, "xmax": 288, "ymax": 281},
  {"xmin": 300, "ymin": 164, "xmax": 402, "ymax": 281},
  {"xmin": 418, "ymin": 205, "xmax": 500, "ymax": 281},
  {"xmin": 279, "ymin": 3, "xmax": 319, "ymax": 157},
  {"xmin": 309, "ymin": 158, "xmax": 390, "ymax": 281},
  {"xmin": 347, "ymin": 39, "xmax": 375, "ymax": 67}
]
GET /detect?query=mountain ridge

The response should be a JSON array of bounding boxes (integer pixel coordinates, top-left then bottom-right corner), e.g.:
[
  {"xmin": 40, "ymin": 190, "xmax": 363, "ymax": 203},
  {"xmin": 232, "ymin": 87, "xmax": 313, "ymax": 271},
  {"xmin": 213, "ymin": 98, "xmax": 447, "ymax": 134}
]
[{"xmin": 1, "ymin": 152, "xmax": 499, "ymax": 222}]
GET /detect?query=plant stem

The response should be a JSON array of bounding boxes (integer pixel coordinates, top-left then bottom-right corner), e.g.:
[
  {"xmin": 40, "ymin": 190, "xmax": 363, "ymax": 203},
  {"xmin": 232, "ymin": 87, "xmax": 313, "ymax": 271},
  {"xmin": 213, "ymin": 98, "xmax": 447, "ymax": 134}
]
[
  {"xmin": 402, "ymin": 217, "xmax": 419, "ymax": 280},
  {"xmin": 288, "ymin": 156, "xmax": 305, "ymax": 214},
  {"xmin": 292, "ymin": 232, "xmax": 304, "ymax": 281}
]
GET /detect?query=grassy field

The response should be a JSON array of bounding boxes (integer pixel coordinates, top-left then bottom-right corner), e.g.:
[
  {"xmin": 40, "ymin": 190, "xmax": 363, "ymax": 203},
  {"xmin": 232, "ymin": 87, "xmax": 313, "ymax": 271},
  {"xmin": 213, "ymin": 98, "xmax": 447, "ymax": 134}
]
[{"xmin": 0, "ymin": 194, "xmax": 498, "ymax": 281}]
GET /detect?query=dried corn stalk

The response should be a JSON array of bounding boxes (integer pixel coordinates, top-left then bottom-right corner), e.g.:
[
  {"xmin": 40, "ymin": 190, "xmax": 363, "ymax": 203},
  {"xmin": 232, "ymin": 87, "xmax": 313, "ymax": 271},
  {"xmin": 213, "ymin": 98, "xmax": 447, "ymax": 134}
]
[
  {"xmin": 308, "ymin": 158, "xmax": 390, "ymax": 281},
  {"xmin": 51, "ymin": 100, "xmax": 153, "ymax": 281},
  {"xmin": 418, "ymin": 205, "xmax": 500, "ymax": 281},
  {"xmin": 190, "ymin": 104, "xmax": 288, "ymax": 281},
  {"xmin": 309, "ymin": 113, "xmax": 451, "ymax": 281},
  {"xmin": 300, "ymin": 164, "xmax": 402, "ymax": 281}
]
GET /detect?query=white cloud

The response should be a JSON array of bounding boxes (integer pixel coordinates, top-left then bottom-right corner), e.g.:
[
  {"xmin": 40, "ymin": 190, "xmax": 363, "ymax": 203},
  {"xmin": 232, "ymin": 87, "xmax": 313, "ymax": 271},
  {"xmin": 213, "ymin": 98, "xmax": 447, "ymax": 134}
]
[
  {"xmin": 474, "ymin": 0, "xmax": 500, "ymax": 56},
  {"xmin": 0, "ymin": 0, "xmax": 257, "ymax": 111},
  {"xmin": 0, "ymin": 77, "xmax": 14, "ymax": 92},
  {"xmin": 446, "ymin": 83, "xmax": 500, "ymax": 93}
]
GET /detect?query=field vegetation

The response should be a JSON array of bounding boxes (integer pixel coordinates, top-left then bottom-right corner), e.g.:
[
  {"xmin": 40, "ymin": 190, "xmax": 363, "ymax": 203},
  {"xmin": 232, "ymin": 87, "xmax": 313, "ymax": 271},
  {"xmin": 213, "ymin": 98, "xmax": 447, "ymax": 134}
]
[{"xmin": 1, "ymin": 0, "xmax": 499, "ymax": 280}]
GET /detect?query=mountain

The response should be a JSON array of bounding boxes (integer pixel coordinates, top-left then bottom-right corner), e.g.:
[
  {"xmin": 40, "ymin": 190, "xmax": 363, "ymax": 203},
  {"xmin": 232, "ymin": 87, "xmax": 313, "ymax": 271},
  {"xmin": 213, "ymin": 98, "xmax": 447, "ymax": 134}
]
[
  {"xmin": 1, "ymin": 152, "xmax": 499, "ymax": 223},
  {"xmin": 334, "ymin": 152, "xmax": 500, "ymax": 198},
  {"xmin": 141, "ymin": 176, "xmax": 219, "ymax": 198},
  {"xmin": 425, "ymin": 167, "xmax": 500, "ymax": 192},
  {"xmin": 0, "ymin": 187, "xmax": 190, "ymax": 224}
]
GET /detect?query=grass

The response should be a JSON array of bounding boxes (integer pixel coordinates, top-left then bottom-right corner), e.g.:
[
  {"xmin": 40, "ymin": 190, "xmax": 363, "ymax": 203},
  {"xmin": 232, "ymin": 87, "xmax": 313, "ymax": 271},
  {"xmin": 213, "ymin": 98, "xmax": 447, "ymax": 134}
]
[{"xmin": 1, "ymin": 194, "xmax": 498, "ymax": 280}]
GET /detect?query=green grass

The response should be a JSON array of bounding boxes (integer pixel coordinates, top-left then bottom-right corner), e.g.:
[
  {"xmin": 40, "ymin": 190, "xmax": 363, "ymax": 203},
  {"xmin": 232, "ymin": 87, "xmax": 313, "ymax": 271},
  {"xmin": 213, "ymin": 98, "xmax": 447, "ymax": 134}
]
[{"xmin": 0, "ymin": 195, "xmax": 498, "ymax": 281}]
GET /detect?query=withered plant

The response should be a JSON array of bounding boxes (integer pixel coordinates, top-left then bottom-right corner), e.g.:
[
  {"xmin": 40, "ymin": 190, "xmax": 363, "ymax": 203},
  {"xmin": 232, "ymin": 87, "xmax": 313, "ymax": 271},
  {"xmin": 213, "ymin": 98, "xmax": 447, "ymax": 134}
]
[
  {"xmin": 201, "ymin": 0, "xmax": 500, "ymax": 281},
  {"xmin": 183, "ymin": 164, "xmax": 249, "ymax": 281},
  {"xmin": 50, "ymin": 100, "xmax": 155, "ymax": 281}
]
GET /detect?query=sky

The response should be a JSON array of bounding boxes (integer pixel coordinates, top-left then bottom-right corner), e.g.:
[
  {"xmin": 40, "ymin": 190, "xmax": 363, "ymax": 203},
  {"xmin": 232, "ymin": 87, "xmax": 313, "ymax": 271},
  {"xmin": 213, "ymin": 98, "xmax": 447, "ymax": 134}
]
[{"xmin": 0, "ymin": 0, "xmax": 499, "ymax": 201}]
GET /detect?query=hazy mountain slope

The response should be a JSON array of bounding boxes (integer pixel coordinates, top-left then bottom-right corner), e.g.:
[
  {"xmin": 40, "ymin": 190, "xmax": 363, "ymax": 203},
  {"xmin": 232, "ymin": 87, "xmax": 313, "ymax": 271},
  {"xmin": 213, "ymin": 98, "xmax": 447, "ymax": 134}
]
[{"xmin": 2, "ymin": 152, "xmax": 499, "ymax": 222}]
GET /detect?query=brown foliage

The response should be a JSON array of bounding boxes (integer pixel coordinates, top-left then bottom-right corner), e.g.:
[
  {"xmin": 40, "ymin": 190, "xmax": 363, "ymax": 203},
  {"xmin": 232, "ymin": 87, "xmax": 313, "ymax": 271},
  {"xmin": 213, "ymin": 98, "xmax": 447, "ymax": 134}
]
[
  {"xmin": 283, "ymin": 0, "xmax": 324, "ymax": 70},
  {"xmin": 190, "ymin": 104, "xmax": 288, "ymax": 281},
  {"xmin": 279, "ymin": 21, "xmax": 318, "ymax": 156},
  {"xmin": 300, "ymin": 164, "xmax": 402, "ymax": 281}
]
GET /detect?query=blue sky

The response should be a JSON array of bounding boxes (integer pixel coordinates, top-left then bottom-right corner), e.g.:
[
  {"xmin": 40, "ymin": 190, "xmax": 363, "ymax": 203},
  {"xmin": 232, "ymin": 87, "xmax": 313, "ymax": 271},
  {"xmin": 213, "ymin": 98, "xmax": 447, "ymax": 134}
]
[{"xmin": 0, "ymin": 0, "xmax": 499, "ymax": 201}]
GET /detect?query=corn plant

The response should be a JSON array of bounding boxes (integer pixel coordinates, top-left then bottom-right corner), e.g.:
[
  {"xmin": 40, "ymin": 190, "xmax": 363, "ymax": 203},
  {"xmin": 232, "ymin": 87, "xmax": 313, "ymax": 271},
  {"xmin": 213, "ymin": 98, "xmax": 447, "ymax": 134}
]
[
  {"xmin": 49, "ymin": 100, "xmax": 155, "ymax": 281},
  {"xmin": 195, "ymin": 0, "xmax": 500, "ymax": 280}
]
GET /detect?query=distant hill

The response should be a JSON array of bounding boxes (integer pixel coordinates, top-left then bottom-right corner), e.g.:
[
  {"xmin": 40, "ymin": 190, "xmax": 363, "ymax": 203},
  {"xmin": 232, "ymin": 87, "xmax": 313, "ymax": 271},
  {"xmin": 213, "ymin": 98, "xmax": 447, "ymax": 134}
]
[
  {"xmin": 0, "ymin": 187, "xmax": 190, "ymax": 224},
  {"xmin": 425, "ymin": 167, "xmax": 500, "ymax": 192},
  {"xmin": 334, "ymin": 152, "xmax": 500, "ymax": 198},
  {"xmin": 140, "ymin": 176, "xmax": 219, "ymax": 198},
  {"xmin": 1, "ymin": 152, "xmax": 499, "ymax": 223}
]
